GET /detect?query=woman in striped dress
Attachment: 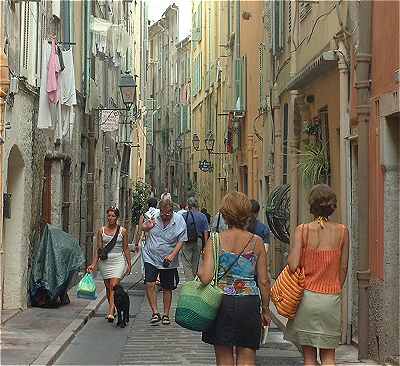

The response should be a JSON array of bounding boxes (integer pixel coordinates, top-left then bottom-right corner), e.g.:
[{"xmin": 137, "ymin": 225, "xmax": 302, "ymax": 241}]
[
  {"xmin": 87, "ymin": 207, "xmax": 131, "ymax": 322},
  {"xmin": 284, "ymin": 184, "xmax": 349, "ymax": 365}
]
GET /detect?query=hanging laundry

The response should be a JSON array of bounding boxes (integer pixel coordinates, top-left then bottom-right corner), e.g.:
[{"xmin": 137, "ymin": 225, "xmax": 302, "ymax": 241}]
[
  {"xmin": 47, "ymin": 39, "xmax": 61, "ymax": 104},
  {"xmin": 60, "ymin": 48, "xmax": 77, "ymax": 106},
  {"xmin": 38, "ymin": 41, "xmax": 53, "ymax": 129}
]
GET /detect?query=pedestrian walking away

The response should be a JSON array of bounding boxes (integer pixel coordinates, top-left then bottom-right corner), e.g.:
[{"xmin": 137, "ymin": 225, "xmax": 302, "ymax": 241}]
[
  {"xmin": 210, "ymin": 210, "xmax": 229, "ymax": 233},
  {"xmin": 201, "ymin": 207, "xmax": 211, "ymax": 224},
  {"xmin": 176, "ymin": 202, "xmax": 187, "ymax": 216},
  {"xmin": 182, "ymin": 197, "xmax": 209, "ymax": 281},
  {"xmin": 198, "ymin": 191, "xmax": 271, "ymax": 366},
  {"xmin": 87, "ymin": 207, "xmax": 132, "ymax": 322},
  {"xmin": 135, "ymin": 197, "xmax": 160, "ymax": 275},
  {"xmin": 141, "ymin": 198, "xmax": 188, "ymax": 326},
  {"xmin": 247, "ymin": 199, "xmax": 271, "ymax": 252},
  {"xmin": 284, "ymin": 184, "xmax": 349, "ymax": 366}
]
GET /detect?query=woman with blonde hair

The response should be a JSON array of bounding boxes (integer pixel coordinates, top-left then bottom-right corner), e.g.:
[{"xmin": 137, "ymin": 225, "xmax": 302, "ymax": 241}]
[
  {"xmin": 198, "ymin": 191, "xmax": 271, "ymax": 366},
  {"xmin": 285, "ymin": 184, "xmax": 349, "ymax": 365}
]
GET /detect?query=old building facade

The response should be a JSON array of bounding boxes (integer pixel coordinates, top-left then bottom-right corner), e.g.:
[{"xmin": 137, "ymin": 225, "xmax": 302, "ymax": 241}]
[
  {"xmin": 0, "ymin": 0, "xmax": 145, "ymax": 310},
  {"xmin": 259, "ymin": 1, "xmax": 399, "ymax": 363},
  {"xmin": 146, "ymin": 5, "xmax": 179, "ymax": 200}
]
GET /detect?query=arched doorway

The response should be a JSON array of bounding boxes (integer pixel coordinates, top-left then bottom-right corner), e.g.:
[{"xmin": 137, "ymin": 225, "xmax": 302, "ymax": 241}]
[{"xmin": 2, "ymin": 145, "xmax": 26, "ymax": 309}]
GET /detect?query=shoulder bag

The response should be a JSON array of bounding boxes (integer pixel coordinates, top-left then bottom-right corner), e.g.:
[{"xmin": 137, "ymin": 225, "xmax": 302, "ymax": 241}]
[
  {"xmin": 97, "ymin": 225, "xmax": 121, "ymax": 260},
  {"xmin": 175, "ymin": 232, "xmax": 224, "ymax": 332},
  {"xmin": 270, "ymin": 224, "xmax": 308, "ymax": 319}
]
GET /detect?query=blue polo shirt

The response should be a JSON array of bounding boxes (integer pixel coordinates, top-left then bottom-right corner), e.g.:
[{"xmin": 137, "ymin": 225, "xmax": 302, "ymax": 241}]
[
  {"xmin": 253, "ymin": 220, "xmax": 271, "ymax": 244},
  {"xmin": 142, "ymin": 212, "xmax": 188, "ymax": 269}
]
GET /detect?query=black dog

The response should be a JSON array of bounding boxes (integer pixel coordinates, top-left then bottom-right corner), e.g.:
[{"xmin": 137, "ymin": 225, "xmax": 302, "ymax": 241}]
[{"xmin": 113, "ymin": 284, "xmax": 130, "ymax": 328}]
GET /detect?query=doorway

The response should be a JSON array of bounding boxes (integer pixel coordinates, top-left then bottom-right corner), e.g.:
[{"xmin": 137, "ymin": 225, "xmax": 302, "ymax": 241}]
[{"xmin": 2, "ymin": 146, "xmax": 26, "ymax": 309}]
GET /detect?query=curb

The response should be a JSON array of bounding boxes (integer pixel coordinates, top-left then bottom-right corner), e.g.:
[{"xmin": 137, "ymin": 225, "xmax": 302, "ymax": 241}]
[
  {"xmin": 31, "ymin": 253, "xmax": 140, "ymax": 366},
  {"xmin": 1, "ymin": 308, "xmax": 23, "ymax": 325}
]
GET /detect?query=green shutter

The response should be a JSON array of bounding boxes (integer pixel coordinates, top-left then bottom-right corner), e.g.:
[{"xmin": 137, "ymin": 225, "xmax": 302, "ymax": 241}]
[
  {"xmin": 199, "ymin": 52, "xmax": 202, "ymax": 91},
  {"xmin": 242, "ymin": 56, "xmax": 247, "ymax": 111},
  {"xmin": 235, "ymin": 58, "xmax": 242, "ymax": 110},
  {"xmin": 198, "ymin": 3, "xmax": 202, "ymax": 41},
  {"xmin": 278, "ymin": 0, "xmax": 284, "ymax": 50}
]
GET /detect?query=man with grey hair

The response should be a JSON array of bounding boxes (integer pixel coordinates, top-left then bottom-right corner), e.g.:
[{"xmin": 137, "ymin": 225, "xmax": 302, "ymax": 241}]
[
  {"xmin": 142, "ymin": 199, "xmax": 187, "ymax": 325},
  {"xmin": 182, "ymin": 197, "xmax": 209, "ymax": 281}
]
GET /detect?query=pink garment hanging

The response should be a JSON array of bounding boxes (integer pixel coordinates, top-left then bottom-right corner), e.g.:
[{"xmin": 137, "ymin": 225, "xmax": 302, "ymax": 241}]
[{"xmin": 47, "ymin": 39, "xmax": 61, "ymax": 104}]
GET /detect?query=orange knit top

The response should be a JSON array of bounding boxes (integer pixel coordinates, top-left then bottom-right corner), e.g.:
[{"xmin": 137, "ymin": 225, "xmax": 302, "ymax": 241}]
[{"xmin": 302, "ymin": 224, "xmax": 346, "ymax": 294}]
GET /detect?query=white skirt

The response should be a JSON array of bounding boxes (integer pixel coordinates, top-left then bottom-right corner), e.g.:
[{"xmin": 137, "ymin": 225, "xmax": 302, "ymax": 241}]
[{"xmin": 98, "ymin": 252, "xmax": 127, "ymax": 279}]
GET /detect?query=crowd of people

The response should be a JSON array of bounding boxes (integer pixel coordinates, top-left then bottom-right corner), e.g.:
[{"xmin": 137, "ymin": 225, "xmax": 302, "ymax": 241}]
[{"xmin": 87, "ymin": 184, "xmax": 348, "ymax": 366}]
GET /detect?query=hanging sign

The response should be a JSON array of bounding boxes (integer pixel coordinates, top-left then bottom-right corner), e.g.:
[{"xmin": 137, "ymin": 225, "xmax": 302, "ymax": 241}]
[
  {"xmin": 100, "ymin": 110, "xmax": 120, "ymax": 132},
  {"xmin": 199, "ymin": 160, "xmax": 213, "ymax": 173}
]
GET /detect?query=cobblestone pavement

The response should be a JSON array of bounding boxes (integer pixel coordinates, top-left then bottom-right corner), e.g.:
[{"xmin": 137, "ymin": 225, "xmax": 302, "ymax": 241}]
[{"xmin": 119, "ymin": 277, "xmax": 302, "ymax": 366}]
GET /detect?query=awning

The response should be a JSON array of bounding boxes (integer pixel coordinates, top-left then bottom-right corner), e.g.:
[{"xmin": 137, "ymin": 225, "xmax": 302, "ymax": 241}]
[{"xmin": 287, "ymin": 51, "xmax": 338, "ymax": 90}]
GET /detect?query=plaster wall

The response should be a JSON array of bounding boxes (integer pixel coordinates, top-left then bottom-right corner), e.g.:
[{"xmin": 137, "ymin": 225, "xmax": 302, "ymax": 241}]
[
  {"xmin": 240, "ymin": 0, "xmax": 264, "ymax": 201},
  {"xmin": 2, "ymin": 90, "xmax": 34, "ymax": 309}
]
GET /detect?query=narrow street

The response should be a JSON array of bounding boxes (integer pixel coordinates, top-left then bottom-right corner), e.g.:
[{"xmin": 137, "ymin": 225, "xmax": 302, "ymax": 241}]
[
  {"xmin": 55, "ymin": 260, "xmax": 303, "ymax": 366},
  {"xmin": 53, "ymin": 260, "xmax": 363, "ymax": 366}
]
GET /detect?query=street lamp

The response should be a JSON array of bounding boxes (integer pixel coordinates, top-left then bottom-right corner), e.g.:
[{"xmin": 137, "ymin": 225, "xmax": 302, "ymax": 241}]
[
  {"xmin": 192, "ymin": 133, "xmax": 200, "ymax": 151},
  {"xmin": 118, "ymin": 72, "xmax": 137, "ymax": 110},
  {"xmin": 204, "ymin": 130, "xmax": 215, "ymax": 153}
]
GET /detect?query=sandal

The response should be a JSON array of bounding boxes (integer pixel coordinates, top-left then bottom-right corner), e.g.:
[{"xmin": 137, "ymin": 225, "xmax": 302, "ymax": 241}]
[
  {"xmin": 107, "ymin": 314, "xmax": 115, "ymax": 322},
  {"xmin": 161, "ymin": 315, "xmax": 170, "ymax": 325},
  {"xmin": 150, "ymin": 313, "xmax": 161, "ymax": 325}
]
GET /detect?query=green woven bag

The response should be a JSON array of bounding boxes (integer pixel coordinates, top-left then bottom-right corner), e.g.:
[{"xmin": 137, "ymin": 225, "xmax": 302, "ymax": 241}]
[{"xmin": 175, "ymin": 233, "xmax": 224, "ymax": 331}]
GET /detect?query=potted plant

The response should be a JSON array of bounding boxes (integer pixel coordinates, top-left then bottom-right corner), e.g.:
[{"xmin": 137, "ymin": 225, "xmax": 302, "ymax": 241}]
[{"xmin": 297, "ymin": 143, "xmax": 330, "ymax": 186}]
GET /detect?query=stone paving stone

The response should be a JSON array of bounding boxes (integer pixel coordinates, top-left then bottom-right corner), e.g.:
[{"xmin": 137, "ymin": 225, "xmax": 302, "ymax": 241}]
[{"xmin": 118, "ymin": 280, "xmax": 303, "ymax": 366}]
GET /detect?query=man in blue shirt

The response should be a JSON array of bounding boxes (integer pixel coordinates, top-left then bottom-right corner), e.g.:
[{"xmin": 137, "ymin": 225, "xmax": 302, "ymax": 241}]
[
  {"xmin": 248, "ymin": 199, "xmax": 271, "ymax": 250},
  {"xmin": 142, "ymin": 199, "xmax": 187, "ymax": 325},
  {"xmin": 182, "ymin": 197, "xmax": 209, "ymax": 280}
]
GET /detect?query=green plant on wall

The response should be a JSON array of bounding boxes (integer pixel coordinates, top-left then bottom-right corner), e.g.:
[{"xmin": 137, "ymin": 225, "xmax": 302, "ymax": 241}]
[
  {"xmin": 297, "ymin": 143, "xmax": 330, "ymax": 186},
  {"xmin": 131, "ymin": 180, "xmax": 152, "ymax": 225}
]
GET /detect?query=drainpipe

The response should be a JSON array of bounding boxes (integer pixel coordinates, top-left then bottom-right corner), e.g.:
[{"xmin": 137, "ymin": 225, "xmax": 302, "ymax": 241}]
[
  {"xmin": 355, "ymin": 1, "xmax": 372, "ymax": 360},
  {"xmin": 337, "ymin": 38, "xmax": 352, "ymax": 344},
  {"xmin": 84, "ymin": 0, "xmax": 93, "ymax": 266},
  {"xmin": 0, "ymin": 12, "xmax": 10, "ymax": 309}
]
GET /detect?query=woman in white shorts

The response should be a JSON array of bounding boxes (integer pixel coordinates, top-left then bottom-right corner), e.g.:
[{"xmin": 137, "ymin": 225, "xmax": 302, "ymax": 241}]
[{"xmin": 87, "ymin": 207, "xmax": 131, "ymax": 322}]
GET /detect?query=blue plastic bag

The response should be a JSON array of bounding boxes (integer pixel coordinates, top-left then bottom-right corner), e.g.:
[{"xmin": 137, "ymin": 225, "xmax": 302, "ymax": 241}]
[{"xmin": 77, "ymin": 273, "xmax": 97, "ymax": 300}]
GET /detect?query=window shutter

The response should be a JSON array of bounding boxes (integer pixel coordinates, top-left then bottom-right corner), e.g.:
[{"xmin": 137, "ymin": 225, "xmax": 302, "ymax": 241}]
[
  {"xmin": 288, "ymin": 1, "xmax": 292, "ymax": 41},
  {"xmin": 198, "ymin": 3, "xmax": 202, "ymax": 41},
  {"xmin": 264, "ymin": 2, "xmax": 272, "ymax": 50},
  {"xmin": 278, "ymin": 0, "xmax": 284, "ymax": 50},
  {"xmin": 20, "ymin": 1, "xmax": 30, "ymax": 77},
  {"xmin": 199, "ymin": 52, "xmax": 202, "ymax": 91},
  {"xmin": 242, "ymin": 55, "xmax": 247, "ymax": 111},
  {"xmin": 259, "ymin": 44, "xmax": 265, "ymax": 110},
  {"xmin": 235, "ymin": 58, "xmax": 241, "ymax": 109}
]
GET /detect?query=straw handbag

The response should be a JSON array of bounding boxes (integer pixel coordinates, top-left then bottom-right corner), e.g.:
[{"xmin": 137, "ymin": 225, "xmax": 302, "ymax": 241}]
[
  {"xmin": 175, "ymin": 233, "xmax": 224, "ymax": 331},
  {"xmin": 271, "ymin": 224, "xmax": 308, "ymax": 319}
]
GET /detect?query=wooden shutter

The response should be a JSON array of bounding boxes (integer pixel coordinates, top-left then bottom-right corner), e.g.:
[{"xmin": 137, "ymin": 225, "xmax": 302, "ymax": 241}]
[
  {"xmin": 242, "ymin": 55, "xmax": 247, "ymax": 111},
  {"xmin": 198, "ymin": 3, "xmax": 202, "ymax": 41},
  {"xmin": 259, "ymin": 44, "xmax": 266, "ymax": 111},
  {"xmin": 20, "ymin": 1, "xmax": 39, "ymax": 85},
  {"xmin": 288, "ymin": 0, "xmax": 292, "ymax": 41},
  {"xmin": 20, "ymin": 1, "xmax": 30, "ymax": 77},
  {"xmin": 278, "ymin": 0, "xmax": 284, "ymax": 50},
  {"xmin": 272, "ymin": 0, "xmax": 284, "ymax": 55},
  {"xmin": 265, "ymin": 1, "xmax": 272, "ymax": 50}
]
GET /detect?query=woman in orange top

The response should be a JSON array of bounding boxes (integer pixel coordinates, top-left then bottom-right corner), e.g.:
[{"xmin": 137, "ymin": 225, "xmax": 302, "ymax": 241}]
[{"xmin": 284, "ymin": 184, "xmax": 349, "ymax": 366}]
